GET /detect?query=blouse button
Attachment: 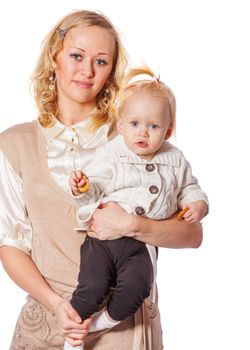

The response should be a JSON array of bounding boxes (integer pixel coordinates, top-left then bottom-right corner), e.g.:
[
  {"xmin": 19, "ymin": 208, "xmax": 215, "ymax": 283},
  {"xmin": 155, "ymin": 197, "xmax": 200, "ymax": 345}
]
[
  {"xmin": 145, "ymin": 164, "xmax": 155, "ymax": 172},
  {"xmin": 135, "ymin": 206, "xmax": 145, "ymax": 216},
  {"xmin": 149, "ymin": 185, "xmax": 159, "ymax": 194}
]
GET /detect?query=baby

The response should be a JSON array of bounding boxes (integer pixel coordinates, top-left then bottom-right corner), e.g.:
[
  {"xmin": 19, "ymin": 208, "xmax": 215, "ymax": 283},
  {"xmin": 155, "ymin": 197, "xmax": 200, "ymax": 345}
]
[{"xmin": 64, "ymin": 67, "xmax": 208, "ymax": 350}]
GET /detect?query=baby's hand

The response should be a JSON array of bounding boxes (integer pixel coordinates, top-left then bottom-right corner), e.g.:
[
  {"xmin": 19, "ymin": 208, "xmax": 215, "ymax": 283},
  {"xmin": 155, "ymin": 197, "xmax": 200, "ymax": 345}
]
[
  {"xmin": 69, "ymin": 170, "xmax": 88, "ymax": 196},
  {"xmin": 178, "ymin": 200, "xmax": 208, "ymax": 223}
]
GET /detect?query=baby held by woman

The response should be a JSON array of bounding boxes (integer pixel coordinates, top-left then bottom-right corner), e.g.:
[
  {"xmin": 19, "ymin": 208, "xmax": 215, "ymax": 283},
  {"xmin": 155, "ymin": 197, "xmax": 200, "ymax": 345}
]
[{"xmin": 64, "ymin": 67, "xmax": 208, "ymax": 350}]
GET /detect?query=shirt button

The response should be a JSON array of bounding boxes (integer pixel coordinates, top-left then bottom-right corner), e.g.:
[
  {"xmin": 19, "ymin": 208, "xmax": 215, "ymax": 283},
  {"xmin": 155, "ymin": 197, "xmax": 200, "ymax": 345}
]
[
  {"xmin": 135, "ymin": 206, "xmax": 145, "ymax": 216},
  {"xmin": 145, "ymin": 164, "xmax": 155, "ymax": 172},
  {"xmin": 149, "ymin": 185, "xmax": 159, "ymax": 194}
]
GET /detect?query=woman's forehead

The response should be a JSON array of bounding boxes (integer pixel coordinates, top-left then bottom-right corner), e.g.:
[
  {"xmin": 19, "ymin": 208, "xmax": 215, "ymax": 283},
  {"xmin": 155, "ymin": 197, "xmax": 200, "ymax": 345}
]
[{"xmin": 63, "ymin": 25, "xmax": 115, "ymax": 56}]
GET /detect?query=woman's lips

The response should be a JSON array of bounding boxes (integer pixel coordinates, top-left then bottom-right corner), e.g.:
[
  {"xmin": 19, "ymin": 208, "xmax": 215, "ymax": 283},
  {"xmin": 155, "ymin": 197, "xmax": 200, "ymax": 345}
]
[{"xmin": 73, "ymin": 80, "xmax": 93, "ymax": 88}]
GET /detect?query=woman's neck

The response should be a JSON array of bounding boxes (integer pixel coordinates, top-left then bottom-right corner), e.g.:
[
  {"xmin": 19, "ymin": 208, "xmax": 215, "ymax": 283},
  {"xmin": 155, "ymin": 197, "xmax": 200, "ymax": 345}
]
[{"xmin": 57, "ymin": 99, "xmax": 96, "ymax": 126}]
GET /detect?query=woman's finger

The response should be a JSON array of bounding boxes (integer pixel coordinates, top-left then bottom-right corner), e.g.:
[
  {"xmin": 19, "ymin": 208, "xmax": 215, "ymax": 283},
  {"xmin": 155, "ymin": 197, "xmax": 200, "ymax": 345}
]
[{"xmin": 65, "ymin": 337, "xmax": 84, "ymax": 346}]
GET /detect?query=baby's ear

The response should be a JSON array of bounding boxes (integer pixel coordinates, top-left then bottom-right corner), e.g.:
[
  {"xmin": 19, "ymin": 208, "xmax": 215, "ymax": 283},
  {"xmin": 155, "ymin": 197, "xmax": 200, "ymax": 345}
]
[
  {"xmin": 117, "ymin": 118, "xmax": 123, "ymax": 134},
  {"xmin": 165, "ymin": 128, "xmax": 172, "ymax": 140}
]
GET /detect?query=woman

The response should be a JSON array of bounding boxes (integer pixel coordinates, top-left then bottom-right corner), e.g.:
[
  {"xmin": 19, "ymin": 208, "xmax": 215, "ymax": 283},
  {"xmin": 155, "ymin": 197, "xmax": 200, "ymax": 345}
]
[{"xmin": 0, "ymin": 10, "xmax": 202, "ymax": 350}]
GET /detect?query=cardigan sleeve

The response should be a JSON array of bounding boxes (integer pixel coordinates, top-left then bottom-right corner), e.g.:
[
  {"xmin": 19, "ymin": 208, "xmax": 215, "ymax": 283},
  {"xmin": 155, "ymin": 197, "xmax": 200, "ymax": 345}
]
[
  {"xmin": 0, "ymin": 150, "xmax": 32, "ymax": 255},
  {"xmin": 74, "ymin": 146, "xmax": 114, "ymax": 201},
  {"xmin": 74, "ymin": 149, "xmax": 114, "ymax": 229},
  {"xmin": 177, "ymin": 154, "xmax": 209, "ymax": 208}
]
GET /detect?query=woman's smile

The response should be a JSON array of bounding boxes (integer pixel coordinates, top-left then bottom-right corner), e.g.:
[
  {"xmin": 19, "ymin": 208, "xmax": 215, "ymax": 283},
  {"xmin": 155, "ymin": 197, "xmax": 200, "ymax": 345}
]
[{"xmin": 72, "ymin": 80, "xmax": 93, "ymax": 89}]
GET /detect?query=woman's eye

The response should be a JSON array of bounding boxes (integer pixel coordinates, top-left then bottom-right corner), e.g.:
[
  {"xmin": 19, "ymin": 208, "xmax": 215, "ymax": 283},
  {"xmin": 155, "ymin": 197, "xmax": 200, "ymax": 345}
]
[
  {"xmin": 70, "ymin": 53, "xmax": 82, "ymax": 61},
  {"xmin": 130, "ymin": 121, "xmax": 138, "ymax": 127},
  {"xmin": 95, "ymin": 58, "xmax": 108, "ymax": 66}
]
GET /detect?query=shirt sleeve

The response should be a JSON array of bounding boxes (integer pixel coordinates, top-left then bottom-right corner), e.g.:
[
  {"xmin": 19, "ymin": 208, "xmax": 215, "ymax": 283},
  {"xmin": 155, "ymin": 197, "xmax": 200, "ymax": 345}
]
[{"xmin": 0, "ymin": 150, "xmax": 32, "ymax": 255}]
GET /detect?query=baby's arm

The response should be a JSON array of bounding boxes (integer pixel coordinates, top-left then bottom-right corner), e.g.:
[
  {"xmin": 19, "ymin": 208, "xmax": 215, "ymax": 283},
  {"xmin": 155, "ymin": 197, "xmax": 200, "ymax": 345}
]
[
  {"xmin": 177, "ymin": 153, "xmax": 209, "ymax": 223},
  {"xmin": 178, "ymin": 200, "xmax": 208, "ymax": 223}
]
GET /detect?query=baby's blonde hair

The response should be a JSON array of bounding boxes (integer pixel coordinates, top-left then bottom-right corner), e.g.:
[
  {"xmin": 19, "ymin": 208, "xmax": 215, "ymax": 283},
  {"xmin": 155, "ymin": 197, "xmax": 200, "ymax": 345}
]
[
  {"xmin": 118, "ymin": 67, "xmax": 176, "ymax": 134},
  {"xmin": 31, "ymin": 10, "xmax": 129, "ymax": 130}
]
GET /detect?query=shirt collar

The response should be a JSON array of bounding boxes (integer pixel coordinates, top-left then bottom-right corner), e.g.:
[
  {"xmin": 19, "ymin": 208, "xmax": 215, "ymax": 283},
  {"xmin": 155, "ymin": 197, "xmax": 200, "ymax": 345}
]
[
  {"xmin": 39, "ymin": 117, "xmax": 65, "ymax": 140},
  {"xmin": 38, "ymin": 117, "xmax": 111, "ymax": 149}
]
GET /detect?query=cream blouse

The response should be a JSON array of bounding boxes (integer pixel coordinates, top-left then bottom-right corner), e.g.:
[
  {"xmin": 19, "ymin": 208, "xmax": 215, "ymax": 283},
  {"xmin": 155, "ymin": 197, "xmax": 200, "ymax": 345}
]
[{"xmin": 0, "ymin": 118, "xmax": 110, "ymax": 255}]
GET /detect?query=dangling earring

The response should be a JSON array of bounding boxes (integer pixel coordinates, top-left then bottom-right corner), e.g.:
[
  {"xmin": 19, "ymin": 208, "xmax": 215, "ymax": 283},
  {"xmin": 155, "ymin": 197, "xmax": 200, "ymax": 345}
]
[
  {"xmin": 49, "ymin": 74, "xmax": 55, "ymax": 90},
  {"xmin": 103, "ymin": 88, "xmax": 110, "ymax": 103}
]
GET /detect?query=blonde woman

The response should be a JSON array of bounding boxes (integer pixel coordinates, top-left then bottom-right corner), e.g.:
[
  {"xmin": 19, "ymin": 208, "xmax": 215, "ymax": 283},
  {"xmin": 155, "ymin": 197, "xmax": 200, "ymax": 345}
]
[{"xmin": 0, "ymin": 10, "xmax": 203, "ymax": 350}]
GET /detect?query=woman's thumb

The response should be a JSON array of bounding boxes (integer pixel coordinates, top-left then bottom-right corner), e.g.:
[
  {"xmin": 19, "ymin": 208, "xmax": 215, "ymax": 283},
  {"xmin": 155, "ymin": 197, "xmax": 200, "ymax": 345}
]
[{"xmin": 67, "ymin": 303, "xmax": 82, "ymax": 323}]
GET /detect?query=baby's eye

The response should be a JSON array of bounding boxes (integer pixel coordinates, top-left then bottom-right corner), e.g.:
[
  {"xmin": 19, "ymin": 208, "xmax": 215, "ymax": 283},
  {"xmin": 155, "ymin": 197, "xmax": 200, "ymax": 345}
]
[
  {"xmin": 95, "ymin": 58, "xmax": 108, "ymax": 66},
  {"xmin": 151, "ymin": 124, "xmax": 159, "ymax": 129},
  {"xmin": 70, "ymin": 53, "xmax": 82, "ymax": 61},
  {"xmin": 130, "ymin": 121, "xmax": 138, "ymax": 127}
]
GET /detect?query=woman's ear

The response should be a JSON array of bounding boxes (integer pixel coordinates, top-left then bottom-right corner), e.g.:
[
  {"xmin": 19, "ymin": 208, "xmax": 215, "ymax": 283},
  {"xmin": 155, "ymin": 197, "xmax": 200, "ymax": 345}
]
[
  {"xmin": 117, "ymin": 118, "xmax": 123, "ymax": 134},
  {"xmin": 165, "ymin": 128, "xmax": 172, "ymax": 140}
]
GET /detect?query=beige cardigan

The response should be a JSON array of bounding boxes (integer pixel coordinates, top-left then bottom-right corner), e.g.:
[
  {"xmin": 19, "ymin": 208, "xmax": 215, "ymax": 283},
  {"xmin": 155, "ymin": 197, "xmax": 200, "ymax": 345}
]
[{"xmin": 0, "ymin": 121, "xmax": 163, "ymax": 350}]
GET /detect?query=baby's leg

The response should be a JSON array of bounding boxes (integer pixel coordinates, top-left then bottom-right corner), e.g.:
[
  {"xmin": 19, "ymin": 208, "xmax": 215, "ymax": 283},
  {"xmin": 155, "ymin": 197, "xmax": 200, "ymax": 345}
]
[
  {"xmin": 70, "ymin": 236, "xmax": 115, "ymax": 320},
  {"xmin": 64, "ymin": 237, "xmax": 115, "ymax": 349},
  {"xmin": 107, "ymin": 238, "xmax": 153, "ymax": 321}
]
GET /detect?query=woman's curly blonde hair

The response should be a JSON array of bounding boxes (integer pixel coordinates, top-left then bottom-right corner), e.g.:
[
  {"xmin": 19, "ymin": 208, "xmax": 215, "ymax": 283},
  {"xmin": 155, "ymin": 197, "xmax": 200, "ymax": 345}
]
[{"xmin": 31, "ymin": 10, "xmax": 129, "ymax": 131}]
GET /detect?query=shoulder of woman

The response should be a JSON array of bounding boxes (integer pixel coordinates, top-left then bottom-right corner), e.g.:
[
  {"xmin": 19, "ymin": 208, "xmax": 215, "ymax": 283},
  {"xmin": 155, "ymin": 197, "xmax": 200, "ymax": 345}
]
[
  {"xmin": 0, "ymin": 121, "xmax": 38, "ymax": 175},
  {"xmin": 0, "ymin": 120, "xmax": 37, "ymax": 143}
]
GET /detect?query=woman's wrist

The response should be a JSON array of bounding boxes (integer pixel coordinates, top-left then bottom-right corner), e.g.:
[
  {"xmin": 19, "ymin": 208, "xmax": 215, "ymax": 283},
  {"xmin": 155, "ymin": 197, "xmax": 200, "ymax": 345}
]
[
  {"xmin": 45, "ymin": 290, "xmax": 63, "ymax": 314},
  {"xmin": 125, "ymin": 214, "xmax": 145, "ymax": 238}
]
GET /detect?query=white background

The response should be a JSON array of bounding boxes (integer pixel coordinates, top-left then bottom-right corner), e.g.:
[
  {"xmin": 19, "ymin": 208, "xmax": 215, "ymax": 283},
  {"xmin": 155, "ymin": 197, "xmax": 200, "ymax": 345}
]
[{"xmin": 0, "ymin": 1, "xmax": 249, "ymax": 349}]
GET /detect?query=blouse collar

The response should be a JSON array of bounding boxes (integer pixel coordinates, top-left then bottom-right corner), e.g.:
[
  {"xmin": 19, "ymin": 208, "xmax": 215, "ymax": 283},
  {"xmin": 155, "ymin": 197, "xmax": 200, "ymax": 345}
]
[{"xmin": 38, "ymin": 117, "xmax": 110, "ymax": 149}]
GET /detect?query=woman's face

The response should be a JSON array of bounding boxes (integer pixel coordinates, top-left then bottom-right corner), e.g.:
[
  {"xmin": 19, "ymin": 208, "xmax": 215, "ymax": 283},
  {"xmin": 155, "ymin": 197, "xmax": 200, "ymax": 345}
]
[{"xmin": 55, "ymin": 25, "xmax": 115, "ymax": 111}]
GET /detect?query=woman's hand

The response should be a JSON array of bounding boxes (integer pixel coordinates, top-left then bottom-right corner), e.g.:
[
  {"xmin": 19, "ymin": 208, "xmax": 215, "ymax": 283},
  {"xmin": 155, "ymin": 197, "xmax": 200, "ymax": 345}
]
[
  {"xmin": 88, "ymin": 202, "xmax": 134, "ymax": 240},
  {"xmin": 88, "ymin": 202, "xmax": 203, "ymax": 248},
  {"xmin": 54, "ymin": 298, "xmax": 92, "ymax": 346}
]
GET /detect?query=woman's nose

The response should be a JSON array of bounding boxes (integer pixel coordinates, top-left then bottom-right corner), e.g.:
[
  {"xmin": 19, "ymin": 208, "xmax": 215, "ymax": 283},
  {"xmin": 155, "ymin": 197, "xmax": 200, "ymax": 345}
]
[{"xmin": 81, "ymin": 59, "xmax": 94, "ymax": 78}]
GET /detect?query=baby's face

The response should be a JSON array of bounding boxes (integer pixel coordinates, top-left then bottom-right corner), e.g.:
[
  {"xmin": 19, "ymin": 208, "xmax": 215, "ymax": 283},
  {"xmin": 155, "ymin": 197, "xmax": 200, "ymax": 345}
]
[{"xmin": 118, "ymin": 91, "xmax": 171, "ymax": 160}]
